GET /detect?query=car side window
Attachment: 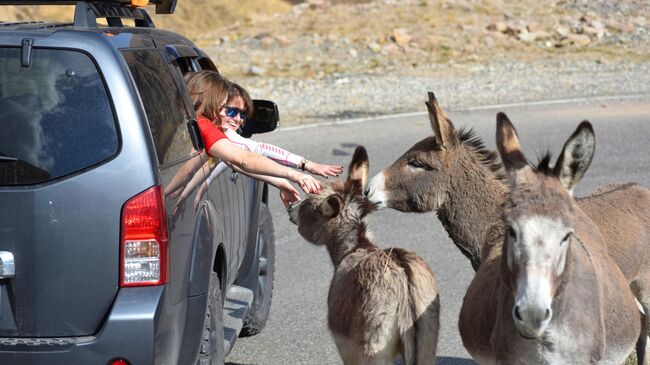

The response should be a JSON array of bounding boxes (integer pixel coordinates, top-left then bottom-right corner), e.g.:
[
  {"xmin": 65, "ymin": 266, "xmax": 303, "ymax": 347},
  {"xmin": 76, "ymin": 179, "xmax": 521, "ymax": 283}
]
[{"xmin": 122, "ymin": 49, "xmax": 192, "ymax": 165}]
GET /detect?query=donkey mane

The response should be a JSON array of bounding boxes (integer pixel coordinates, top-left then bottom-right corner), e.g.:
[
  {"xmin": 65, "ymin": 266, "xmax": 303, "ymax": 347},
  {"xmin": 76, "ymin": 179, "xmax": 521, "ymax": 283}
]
[
  {"xmin": 458, "ymin": 127, "xmax": 506, "ymax": 182},
  {"xmin": 535, "ymin": 152, "xmax": 555, "ymax": 175},
  {"xmin": 332, "ymin": 179, "xmax": 379, "ymax": 219},
  {"xmin": 325, "ymin": 179, "xmax": 379, "ymax": 255}
]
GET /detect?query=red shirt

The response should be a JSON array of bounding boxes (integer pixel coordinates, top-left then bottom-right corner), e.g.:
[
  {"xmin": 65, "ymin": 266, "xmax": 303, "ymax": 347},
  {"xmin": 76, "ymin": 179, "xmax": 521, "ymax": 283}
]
[{"xmin": 197, "ymin": 116, "xmax": 227, "ymax": 154}]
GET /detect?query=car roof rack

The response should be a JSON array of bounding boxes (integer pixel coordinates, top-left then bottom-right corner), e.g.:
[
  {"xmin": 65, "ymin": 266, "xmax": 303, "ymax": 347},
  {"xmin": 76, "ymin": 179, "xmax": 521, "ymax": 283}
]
[
  {"xmin": 74, "ymin": 1, "xmax": 155, "ymax": 28},
  {"xmin": 0, "ymin": 1, "xmax": 177, "ymax": 28}
]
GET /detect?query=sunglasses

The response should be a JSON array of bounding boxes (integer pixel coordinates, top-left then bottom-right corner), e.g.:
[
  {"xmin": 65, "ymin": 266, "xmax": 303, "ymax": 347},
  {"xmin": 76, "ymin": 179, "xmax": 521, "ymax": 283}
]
[{"xmin": 223, "ymin": 106, "xmax": 248, "ymax": 122}]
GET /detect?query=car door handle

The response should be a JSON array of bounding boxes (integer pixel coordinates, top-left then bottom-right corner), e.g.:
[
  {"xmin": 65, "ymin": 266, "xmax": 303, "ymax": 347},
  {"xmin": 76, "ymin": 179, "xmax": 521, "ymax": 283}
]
[{"xmin": 0, "ymin": 251, "xmax": 15, "ymax": 279}]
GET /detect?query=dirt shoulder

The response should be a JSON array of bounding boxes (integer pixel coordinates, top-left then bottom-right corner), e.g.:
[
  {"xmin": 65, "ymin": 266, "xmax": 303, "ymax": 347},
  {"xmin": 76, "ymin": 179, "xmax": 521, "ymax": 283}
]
[{"xmin": 200, "ymin": 0, "xmax": 650, "ymax": 125}]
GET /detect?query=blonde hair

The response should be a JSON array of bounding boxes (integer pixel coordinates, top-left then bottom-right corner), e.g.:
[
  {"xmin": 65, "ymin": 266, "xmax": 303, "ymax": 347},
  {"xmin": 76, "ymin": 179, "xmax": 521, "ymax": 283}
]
[{"xmin": 185, "ymin": 70, "xmax": 231, "ymax": 121}]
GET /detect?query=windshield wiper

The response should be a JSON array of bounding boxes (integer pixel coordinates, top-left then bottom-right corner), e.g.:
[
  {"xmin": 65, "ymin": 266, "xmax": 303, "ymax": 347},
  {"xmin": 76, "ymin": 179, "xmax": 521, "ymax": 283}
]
[{"xmin": 0, "ymin": 154, "xmax": 18, "ymax": 162}]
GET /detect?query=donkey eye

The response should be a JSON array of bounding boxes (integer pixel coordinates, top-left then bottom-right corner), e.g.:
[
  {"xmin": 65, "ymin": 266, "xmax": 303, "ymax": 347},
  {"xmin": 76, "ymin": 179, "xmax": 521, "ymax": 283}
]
[
  {"xmin": 408, "ymin": 159, "xmax": 424, "ymax": 168},
  {"xmin": 560, "ymin": 232, "xmax": 572, "ymax": 245},
  {"xmin": 506, "ymin": 226, "xmax": 517, "ymax": 241},
  {"xmin": 407, "ymin": 159, "xmax": 435, "ymax": 171}
]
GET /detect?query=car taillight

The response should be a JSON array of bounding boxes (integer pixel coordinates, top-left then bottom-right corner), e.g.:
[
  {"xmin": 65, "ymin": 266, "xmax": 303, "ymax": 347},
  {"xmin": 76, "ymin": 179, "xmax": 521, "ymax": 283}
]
[{"xmin": 120, "ymin": 186, "xmax": 168, "ymax": 287}]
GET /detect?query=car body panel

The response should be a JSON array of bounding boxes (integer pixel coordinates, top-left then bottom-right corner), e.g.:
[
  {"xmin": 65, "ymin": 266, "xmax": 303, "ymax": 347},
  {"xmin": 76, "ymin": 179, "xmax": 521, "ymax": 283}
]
[{"xmin": 0, "ymin": 11, "xmax": 270, "ymax": 363}]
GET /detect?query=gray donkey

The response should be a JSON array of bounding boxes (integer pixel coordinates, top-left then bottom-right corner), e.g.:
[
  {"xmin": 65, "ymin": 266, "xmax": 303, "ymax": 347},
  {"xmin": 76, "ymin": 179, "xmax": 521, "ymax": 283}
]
[
  {"xmin": 288, "ymin": 146, "xmax": 440, "ymax": 365},
  {"xmin": 366, "ymin": 92, "xmax": 650, "ymax": 363}
]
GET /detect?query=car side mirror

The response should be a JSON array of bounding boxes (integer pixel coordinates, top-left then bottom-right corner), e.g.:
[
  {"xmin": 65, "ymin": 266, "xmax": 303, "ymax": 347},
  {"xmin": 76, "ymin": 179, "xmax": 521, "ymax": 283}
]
[{"xmin": 240, "ymin": 99, "xmax": 279, "ymax": 138}]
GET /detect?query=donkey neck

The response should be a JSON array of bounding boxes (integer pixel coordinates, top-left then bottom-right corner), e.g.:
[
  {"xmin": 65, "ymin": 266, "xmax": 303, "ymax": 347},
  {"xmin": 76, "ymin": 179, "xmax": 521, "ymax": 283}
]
[
  {"xmin": 325, "ymin": 219, "xmax": 375, "ymax": 268},
  {"xmin": 437, "ymin": 153, "xmax": 508, "ymax": 271}
]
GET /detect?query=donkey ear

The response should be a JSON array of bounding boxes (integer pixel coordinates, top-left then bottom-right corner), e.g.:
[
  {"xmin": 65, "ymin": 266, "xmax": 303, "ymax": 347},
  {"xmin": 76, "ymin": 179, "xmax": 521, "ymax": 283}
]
[
  {"xmin": 347, "ymin": 145, "xmax": 369, "ymax": 192},
  {"xmin": 553, "ymin": 121, "xmax": 595, "ymax": 193},
  {"xmin": 496, "ymin": 112, "xmax": 528, "ymax": 174},
  {"xmin": 321, "ymin": 195, "xmax": 342, "ymax": 219},
  {"xmin": 426, "ymin": 92, "xmax": 456, "ymax": 149}
]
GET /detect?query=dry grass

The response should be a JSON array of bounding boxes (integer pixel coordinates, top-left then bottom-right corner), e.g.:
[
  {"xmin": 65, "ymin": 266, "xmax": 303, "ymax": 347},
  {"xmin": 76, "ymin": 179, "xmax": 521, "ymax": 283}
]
[{"xmin": 0, "ymin": 1, "xmax": 291, "ymax": 41}]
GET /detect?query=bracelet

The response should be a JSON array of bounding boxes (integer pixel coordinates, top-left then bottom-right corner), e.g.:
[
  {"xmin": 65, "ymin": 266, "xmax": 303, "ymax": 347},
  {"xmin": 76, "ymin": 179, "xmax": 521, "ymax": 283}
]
[{"xmin": 300, "ymin": 158, "xmax": 308, "ymax": 171}]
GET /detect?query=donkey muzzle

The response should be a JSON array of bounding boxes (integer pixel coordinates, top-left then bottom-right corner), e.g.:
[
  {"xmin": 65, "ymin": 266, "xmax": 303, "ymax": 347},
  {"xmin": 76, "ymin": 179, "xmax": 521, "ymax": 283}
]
[
  {"xmin": 287, "ymin": 201, "xmax": 300, "ymax": 225},
  {"xmin": 512, "ymin": 303, "xmax": 552, "ymax": 339}
]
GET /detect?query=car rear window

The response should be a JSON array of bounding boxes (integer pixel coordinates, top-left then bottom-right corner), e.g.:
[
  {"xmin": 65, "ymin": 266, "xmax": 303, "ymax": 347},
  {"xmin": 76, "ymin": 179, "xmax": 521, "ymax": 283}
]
[{"xmin": 0, "ymin": 47, "xmax": 118, "ymax": 186}]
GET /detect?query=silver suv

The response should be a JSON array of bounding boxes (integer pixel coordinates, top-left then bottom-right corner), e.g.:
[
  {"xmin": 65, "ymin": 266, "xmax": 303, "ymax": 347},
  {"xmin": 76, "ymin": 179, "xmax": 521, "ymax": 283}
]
[{"xmin": 0, "ymin": 1, "xmax": 278, "ymax": 364}]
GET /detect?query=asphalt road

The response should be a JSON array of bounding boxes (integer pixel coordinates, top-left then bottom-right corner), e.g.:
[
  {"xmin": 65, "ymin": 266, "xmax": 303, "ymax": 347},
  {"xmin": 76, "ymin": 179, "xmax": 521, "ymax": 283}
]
[{"xmin": 227, "ymin": 96, "xmax": 650, "ymax": 365}]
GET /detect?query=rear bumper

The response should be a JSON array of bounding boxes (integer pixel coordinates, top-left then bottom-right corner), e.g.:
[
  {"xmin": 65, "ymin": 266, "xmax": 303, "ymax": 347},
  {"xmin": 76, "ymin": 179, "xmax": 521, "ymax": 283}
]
[{"xmin": 0, "ymin": 286, "xmax": 170, "ymax": 365}]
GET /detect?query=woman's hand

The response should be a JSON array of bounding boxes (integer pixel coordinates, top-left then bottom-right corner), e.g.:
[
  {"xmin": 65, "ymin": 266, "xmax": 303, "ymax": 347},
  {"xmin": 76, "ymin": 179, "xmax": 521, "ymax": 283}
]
[
  {"xmin": 293, "ymin": 172, "xmax": 321, "ymax": 193},
  {"xmin": 277, "ymin": 182, "xmax": 301, "ymax": 208},
  {"xmin": 305, "ymin": 160, "xmax": 344, "ymax": 178}
]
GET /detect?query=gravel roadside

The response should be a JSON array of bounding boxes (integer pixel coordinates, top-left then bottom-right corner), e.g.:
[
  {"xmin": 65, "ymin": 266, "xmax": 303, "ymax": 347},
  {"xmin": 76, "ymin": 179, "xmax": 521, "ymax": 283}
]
[{"xmin": 235, "ymin": 59, "xmax": 650, "ymax": 126}]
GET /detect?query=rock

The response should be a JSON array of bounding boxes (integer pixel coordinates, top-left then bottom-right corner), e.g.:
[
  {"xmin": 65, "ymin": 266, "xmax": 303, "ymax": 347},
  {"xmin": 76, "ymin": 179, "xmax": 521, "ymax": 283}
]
[
  {"xmin": 519, "ymin": 31, "xmax": 552, "ymax": 42},
  {"xmin": 518, "ymin": 30, "xmax": 536, "ymax": 42},
  {"xmin": 247, "ymin": 65, "xmax": 265, "ymax": 76},
  {"xmin": 261, "ymin": 37, "xmax": 274, "ymax": 48},
  {"xmin": 335, "ymin": 77, "xmax": 350, "ymax": 85},
  {"xmin": 306, "ymin": 0, "xmax": 331, "ymax": 9},
  {"xmin": 254, "ymin": 32, "xmax": 272, "ymax": 40},
  {"xmin": 368, "ymin": 42, "xmax": 382, "ymax": 52},
  {"xmin": 276, "ymin": 35, "xmax": 292, "ymax": 47},
  {"xmin": 381, "ymin": 43, "xmax": 401, "ymax": 57},
  {"xmin": 567, "ymin": 34, "xmax": 591, "ymax": 46},
  {"xmin": 349, "ymin": 48, "xmax": 358, "ymax": 58},
  {"xmin": 392, "ymin": 28, "xmax": 412, "ymax": 46},
  {"xmin": 481, "ymin": 35, "xmax": 496, "ymax": 47},
  {"xmin": 590, "ymin": 20, "xmax": 605, "ymax": 30},
  {"xmin": 505, "ymin": 23, "xmax": 526, "ymax": 37},
  {"xmin": 527, "ymin": 22, "xmax": 543, "ymax": 33},
  {"xmin": 486, "ymin": 22, "xmax": 508, "ymax": 33},
  {"xmin": 583, "ymin": 26, "xmax": 604, "ymax": 39},
  {"xmin": 555, "ymin": 25, "xmax": 571, "ymax": 37},
  {"xmin": 495, "ymin": 21, "xmax": 508, "ymax": 32},
  {"xmin": 608, "ymin": 21, "xmax": 635, "ymax": 34}
]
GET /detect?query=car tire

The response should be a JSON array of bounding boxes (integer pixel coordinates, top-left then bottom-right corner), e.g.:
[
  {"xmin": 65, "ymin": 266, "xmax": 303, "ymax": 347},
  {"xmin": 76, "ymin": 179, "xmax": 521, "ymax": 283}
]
[
  {"xmin": 196, "ymin": 272, "xmax": 225, "ymax": 365},
  {"xmin": 240, "ymin": 203, "xmax": 275, "ymax": 337}
]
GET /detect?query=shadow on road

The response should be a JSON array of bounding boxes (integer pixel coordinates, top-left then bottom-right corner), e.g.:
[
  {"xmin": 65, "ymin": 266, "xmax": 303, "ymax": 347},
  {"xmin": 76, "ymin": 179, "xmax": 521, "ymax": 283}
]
[
  {"xmin": 437, "ymin": 356, "xmax": 478, "ymax": 365},
  {"xmin": 227, "ymin": 355, "xmax": 476, "ymax": 365}
]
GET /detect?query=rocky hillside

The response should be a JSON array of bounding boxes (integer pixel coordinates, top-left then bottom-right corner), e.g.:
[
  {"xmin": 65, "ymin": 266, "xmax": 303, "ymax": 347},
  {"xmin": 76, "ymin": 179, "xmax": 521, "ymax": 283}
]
[{"xmin": 204, "ymin": 0, "xmax": 650, "ymax": 78}]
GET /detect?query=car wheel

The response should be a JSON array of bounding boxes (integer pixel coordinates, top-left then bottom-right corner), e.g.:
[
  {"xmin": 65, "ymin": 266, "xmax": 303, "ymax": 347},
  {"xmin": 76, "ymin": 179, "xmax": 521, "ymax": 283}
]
[
  {"xmin": 196, "ymin": 272, "xmax": 225, "ymax": 365},
  {"xmin": 241, "ymin": 203, "xmax": 275, "ymax": 337}
]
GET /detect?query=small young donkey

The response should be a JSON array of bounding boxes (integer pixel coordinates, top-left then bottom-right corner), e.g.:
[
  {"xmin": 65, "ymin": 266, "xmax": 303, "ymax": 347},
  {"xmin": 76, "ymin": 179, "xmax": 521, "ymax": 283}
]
[
  {"xmin": 459, "ymin": 115, "xmax": 641, "ymax": 364},
  {"xmin": 288, "ymin": 146, "xmax": 440, "ymax": 365}
]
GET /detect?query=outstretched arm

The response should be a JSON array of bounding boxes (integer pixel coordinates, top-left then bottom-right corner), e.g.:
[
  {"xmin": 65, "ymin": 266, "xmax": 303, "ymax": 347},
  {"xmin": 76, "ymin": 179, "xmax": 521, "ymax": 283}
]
[
  {"xmin": 210, "ymin": 138, "xmax": 320, "ymax": 193},
  {"xmin": 225, "ymin": 129, "xmax": 343, "ymax": 178},
  {"xmin": 194, "ymin": 161, "xmax": 301, "ymax": 210},
  {"xmin": 301, "ymin": 159, "xmax": 344, "ymax": 178},
  {"xmin": 231, "ymin": 166, "xmax": 301, "ymax": 208}
]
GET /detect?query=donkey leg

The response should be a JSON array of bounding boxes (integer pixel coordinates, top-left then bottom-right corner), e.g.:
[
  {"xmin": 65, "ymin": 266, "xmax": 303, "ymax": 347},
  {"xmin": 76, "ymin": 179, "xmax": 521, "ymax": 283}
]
[
  {"xmin": 333, "ymin": 334, "xmax": 362, "ymax": 365},
  {"xmin": 362, "ymin": 353, "xmax": 395, "ymax": 365},
  {"xmin": 413, "ymin": 294, "xmax": 440, "ymax": 364},
  {"xmin": 631, "ymin": 276, "xmax": 650, "ymax": 365}
]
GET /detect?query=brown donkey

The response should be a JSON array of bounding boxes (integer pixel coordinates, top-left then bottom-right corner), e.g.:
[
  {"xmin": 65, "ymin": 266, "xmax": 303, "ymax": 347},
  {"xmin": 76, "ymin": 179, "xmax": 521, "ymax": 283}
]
[
  {"xmin": 458, "ymin": 116, "xmax": 640, "ymax": 364},
  {"xmin": 288, "ymin": 146, "xmax": 440, "ymax": 365},
  {"xmin": 365, "ymin": 92, "xmax": 650, "ymax": 361}
]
